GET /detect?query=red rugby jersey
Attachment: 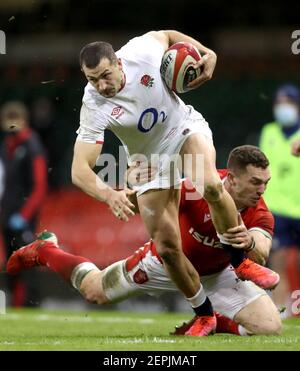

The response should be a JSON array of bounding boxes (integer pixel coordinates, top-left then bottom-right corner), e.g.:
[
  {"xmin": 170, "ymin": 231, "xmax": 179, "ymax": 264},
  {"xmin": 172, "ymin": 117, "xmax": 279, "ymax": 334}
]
[
  {"xmin": 178, "ymin": 170, "xmax": 274, "ymax": 275},
  {"xmin": 147, "ymin": 170, "xmax": 274, "ymax": 276}
]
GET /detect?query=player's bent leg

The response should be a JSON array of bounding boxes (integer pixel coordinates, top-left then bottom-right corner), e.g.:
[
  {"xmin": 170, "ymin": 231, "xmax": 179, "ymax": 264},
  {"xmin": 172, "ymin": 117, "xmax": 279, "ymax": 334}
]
[
  {"xmin": 138, "ymin": 189, "xmax": 215, "ymax": 334},
  {"xmin": 74, "ymin": 258, "xmax": 144, "ymax": 305},
  {"xmin": 6, "ymin": 231, "xmax": 147, "ymax": 307},
  {"xmin": 195, "ymin": 265, "xmax": 273, "ymax": 335},
  {"xmin": 180, "ymin": 134, "xmax": 244, "ymax": 268},
  {"xmin": 80, "ymin": 260, "xmax": 146, "ymax": 305},
  {"xmin": 79, "ymin": 270, "xmax": 107, "ymax": 304},
  {"xmin": 138, "ymin": 188, "xmax": 200, "ymax": 297},
  {"xmin": 173, "ymin": 266, "xmax": 282, "ymax": 336},
  {"xmin": 180, "ymin": 133, "xmax": 238, "ymax": 233},
  {"xmin": 234, "ymin": 294, "xmax": 282, "ymax": 335}
]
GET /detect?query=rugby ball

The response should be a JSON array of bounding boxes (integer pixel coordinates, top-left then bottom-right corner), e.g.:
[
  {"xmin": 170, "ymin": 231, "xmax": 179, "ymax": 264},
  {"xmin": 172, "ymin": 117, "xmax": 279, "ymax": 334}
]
[{"xmin": 160, "ymin": 42, "xmax": 201, "ymax": 94}]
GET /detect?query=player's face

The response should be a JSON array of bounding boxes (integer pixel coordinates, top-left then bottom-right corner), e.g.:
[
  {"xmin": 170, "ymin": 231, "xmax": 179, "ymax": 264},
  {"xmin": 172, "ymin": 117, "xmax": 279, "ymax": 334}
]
[
  {"xmin": 229, "ymin": 165, "xmax": 271, "ymax": 208},
  {"xmin": 82, "ymin": 58, "xmax": 124, "ymax": 98},
  {"xmin": 1, "ymin": 117, "xmax": 25, "ymax": 132}
]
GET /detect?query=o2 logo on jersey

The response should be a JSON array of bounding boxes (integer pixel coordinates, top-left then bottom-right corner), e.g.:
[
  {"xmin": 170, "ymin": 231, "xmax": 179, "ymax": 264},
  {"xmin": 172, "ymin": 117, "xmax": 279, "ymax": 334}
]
[{"xmin": 138, "ymin": 108, "xmax": 167, "ymax": 133}]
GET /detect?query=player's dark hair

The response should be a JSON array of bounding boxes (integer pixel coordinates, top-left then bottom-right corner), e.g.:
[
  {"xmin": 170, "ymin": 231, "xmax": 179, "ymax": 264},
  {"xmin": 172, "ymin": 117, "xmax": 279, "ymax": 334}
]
[
  {"xmin": 79, "ymin": 41, "xmax": 117, "ymax": 68},
  {"xmin": 227, "ymin": 145, "xmax": 269, "ymax": 173}
]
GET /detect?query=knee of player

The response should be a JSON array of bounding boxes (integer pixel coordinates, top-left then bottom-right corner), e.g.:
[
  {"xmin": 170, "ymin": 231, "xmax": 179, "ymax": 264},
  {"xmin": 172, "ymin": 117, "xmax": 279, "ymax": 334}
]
[
  {"xmin": 262, "ymin": 322, "xmax": 282, "ymax": 335},
  {"xmin": 156, "ymin": 243, "xmax": 181, "ymax": 264},
  {"xmin": 267, "ymin": 317, "xmax": 282, "ymax": 335},
  {"xmin": 274, "ymin": 321, "xmax": 283, "ymax": 335},
  {"xmin": 203, "ymin": 180, "xmax": 224, "ymax": 202},
  {"xmin": 265, "ymin": 310, "xmax": 282, "ymax": 335},
  {"xmin": 80, "ymin": 274, "xmax": 109, "ymax": 305},
  {"xmin": 82, "ymin": 289, "xmax": 109, "ymax": 305},
  {"xmin": 95, "ymin": 295, "xmax": 110, "ymax": 305},
  {"xmin": 254, "ymin": 316, "xmax": 282, "ymax": 335}
]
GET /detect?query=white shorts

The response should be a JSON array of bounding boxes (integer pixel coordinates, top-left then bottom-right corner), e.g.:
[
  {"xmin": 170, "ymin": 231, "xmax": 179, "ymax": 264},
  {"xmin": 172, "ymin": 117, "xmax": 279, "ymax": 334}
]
[
  {"xmin": 102, "ymin": 245, "xmax": 266, "ymax": 320},
  {"xmin": 133, "ymin": 108, "xmax": 213, "ymax": 196}
]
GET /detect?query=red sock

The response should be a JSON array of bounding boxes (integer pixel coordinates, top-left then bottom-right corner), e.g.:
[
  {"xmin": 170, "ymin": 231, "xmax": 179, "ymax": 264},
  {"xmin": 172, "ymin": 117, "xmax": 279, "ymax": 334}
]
[
  {"xmin": 215, "ymin": 312, "xmax": 240, "ymax": 335},
  {"xmin": 38, "ymin": 244, "xmax": 92, "ymax": 282}
]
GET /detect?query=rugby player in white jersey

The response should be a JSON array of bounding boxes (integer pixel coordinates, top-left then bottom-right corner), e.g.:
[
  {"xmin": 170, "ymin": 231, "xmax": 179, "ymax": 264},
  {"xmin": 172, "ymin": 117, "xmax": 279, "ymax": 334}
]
[{"xmin": 70, "ymin": 30, "xmax": 240, "ymax": 335}]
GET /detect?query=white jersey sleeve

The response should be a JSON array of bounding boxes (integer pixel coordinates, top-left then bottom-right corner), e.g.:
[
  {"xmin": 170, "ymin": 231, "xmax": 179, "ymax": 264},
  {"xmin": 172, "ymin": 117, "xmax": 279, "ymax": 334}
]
[{"xmin": 76, "ymin": 100, "xmax": 107, "ymax": 144}]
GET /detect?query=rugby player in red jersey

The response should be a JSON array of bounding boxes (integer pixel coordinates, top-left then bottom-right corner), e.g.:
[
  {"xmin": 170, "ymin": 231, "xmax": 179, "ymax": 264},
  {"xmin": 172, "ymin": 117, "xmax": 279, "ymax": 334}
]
[{"xmin": 6, "ymin": 145, "xmax": 282, "ymax": 336}]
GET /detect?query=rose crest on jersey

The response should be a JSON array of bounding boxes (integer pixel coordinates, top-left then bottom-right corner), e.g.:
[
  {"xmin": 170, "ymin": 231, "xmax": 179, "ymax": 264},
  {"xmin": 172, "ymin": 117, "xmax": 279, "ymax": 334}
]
[{"xmin": 140, "ymin": 74, "xmax": 154, "ymax": 88}]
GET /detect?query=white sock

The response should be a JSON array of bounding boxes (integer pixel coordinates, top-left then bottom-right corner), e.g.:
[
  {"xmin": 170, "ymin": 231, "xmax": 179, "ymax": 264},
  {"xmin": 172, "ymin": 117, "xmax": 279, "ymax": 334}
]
[
  {"xmin": 238, "ymin": 324, "xmax": 250, "ymax": 336},
  {"xmin": 186, "ymin": 284, "xmax": 206, "ymax": 308},
  {"xmin": 70, "ymin": 262, "xmax": 99, "ymax": 290}
]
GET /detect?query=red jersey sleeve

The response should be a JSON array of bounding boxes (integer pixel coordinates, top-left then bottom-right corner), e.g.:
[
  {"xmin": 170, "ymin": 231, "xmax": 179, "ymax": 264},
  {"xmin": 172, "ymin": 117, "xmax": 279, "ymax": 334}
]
[{"xmin": 242, "ymin": 198, "xmax": 274, "ymax": 238}]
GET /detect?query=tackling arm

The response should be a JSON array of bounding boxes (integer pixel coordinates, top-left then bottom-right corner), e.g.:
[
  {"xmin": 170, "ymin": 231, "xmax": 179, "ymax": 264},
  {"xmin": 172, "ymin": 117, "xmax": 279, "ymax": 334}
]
[
  {"xmin": 223, "ymin": 214, "xmax": 273, "ymax": 266},
  {"xmin": 247, "ymin": 230, "xmax": 272, "ymax": 266}
]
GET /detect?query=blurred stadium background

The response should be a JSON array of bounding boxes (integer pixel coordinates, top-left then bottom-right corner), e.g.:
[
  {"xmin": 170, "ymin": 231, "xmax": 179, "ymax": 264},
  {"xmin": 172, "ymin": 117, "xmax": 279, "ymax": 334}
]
[{"xmin": 0, "ymin": 0, "xmax": 299, "ymax": 312}]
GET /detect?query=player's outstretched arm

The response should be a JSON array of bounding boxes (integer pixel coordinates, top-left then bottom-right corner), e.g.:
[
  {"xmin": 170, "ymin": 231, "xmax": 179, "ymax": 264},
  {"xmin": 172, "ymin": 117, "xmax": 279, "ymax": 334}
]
[
  {"xmin": 246, "ymin": 230, "xmax": 272, "ymax": 266},
  {"xmin": 72, "ymin": 140, "xmax": 135, "ymax": 221},
  {"xmin": 149, "ymin": 30, "xmax": 217, "ymax": 88},
  {"xmin": 223, "ymin": 214, "xmax": 271, "ymax": 266}
]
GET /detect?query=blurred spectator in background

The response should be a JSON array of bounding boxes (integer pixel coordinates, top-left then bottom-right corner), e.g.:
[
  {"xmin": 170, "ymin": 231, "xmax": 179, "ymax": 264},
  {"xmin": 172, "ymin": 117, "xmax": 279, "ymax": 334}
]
[
  {"xmin": 291, "ymin": 137, "xmax": 300, "ymax": 157},
  {"xmin": 31, "ymin": 97, "xmax": 60, "ymax": 188},
  {"xmin": 31, "ymin": 95, "xmax": 77, "ymax": 188},
  {"xmin": 259, "ymin": 84, "xmax": 300, "ymax": 316},
  {"xmin": 0, "ymin": 101, "xmax": 48, "ymax": 307}
]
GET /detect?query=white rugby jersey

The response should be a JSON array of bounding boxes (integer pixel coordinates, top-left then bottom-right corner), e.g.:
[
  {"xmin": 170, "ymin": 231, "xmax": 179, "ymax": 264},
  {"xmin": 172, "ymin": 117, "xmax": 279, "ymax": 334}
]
[{"xmin": 76, "ymin": 33, "xmax": 193, "ymax": 160}]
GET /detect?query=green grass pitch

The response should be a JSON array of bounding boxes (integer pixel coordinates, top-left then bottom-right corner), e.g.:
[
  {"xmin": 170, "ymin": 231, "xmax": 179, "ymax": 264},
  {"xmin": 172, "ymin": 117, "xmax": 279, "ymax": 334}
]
[{"xmin": 0, "ymin": 308, "xmax": 299, "ymax": 351}]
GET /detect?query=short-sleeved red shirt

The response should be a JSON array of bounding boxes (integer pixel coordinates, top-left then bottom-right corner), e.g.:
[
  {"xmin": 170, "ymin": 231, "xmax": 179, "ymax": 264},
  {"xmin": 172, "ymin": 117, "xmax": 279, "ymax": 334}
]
[{"xmin": 152, "ymin": 170, "xmax": 274, "ymax": 276}]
